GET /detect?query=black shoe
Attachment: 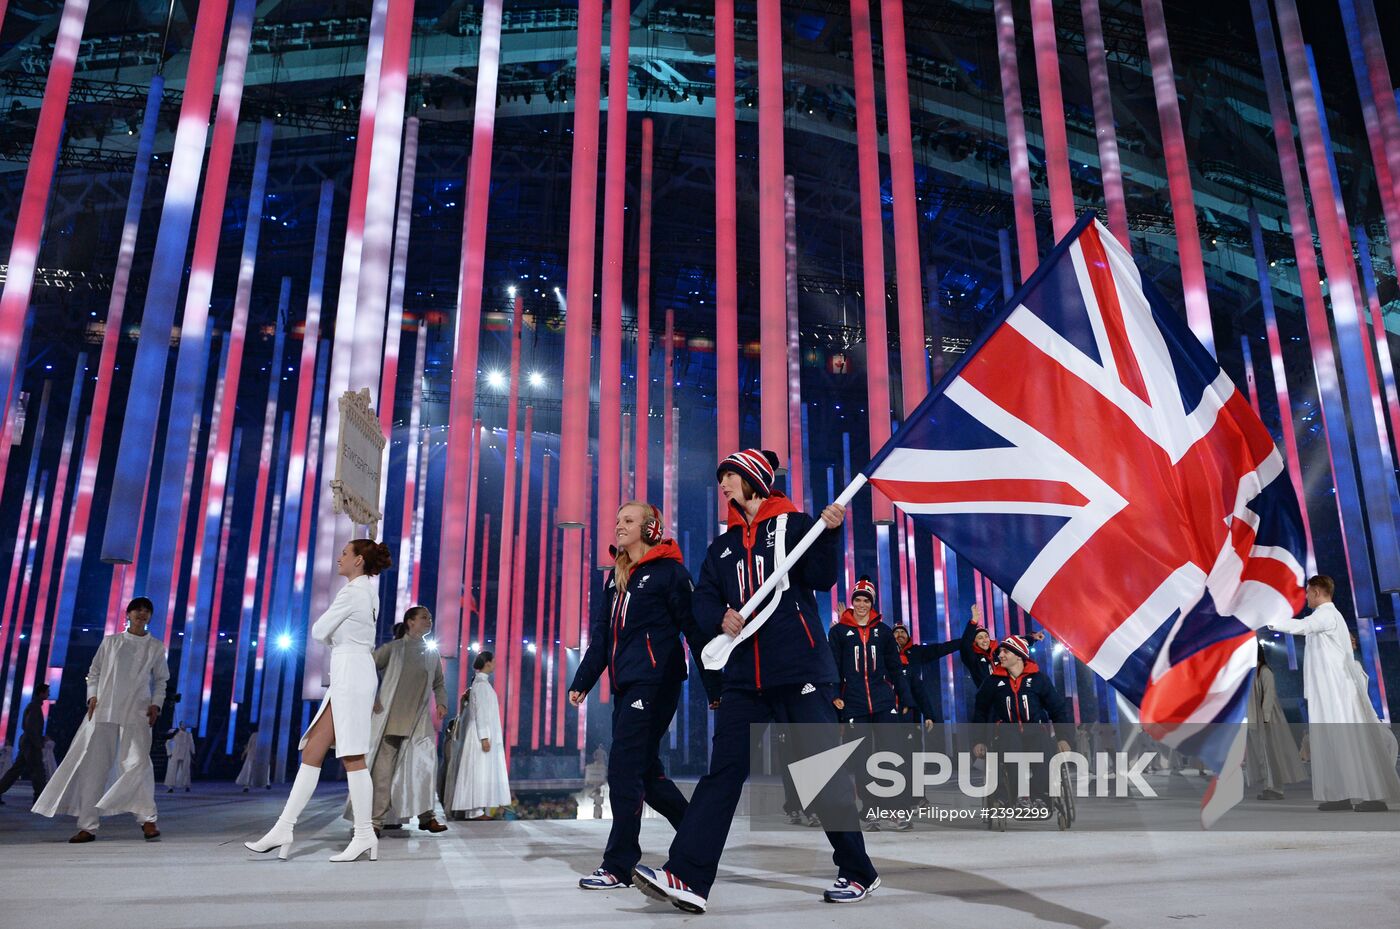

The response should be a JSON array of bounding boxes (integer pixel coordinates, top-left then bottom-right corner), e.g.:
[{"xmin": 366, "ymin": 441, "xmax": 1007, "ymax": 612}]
[
  {"xmin": 786, "ymin": 811, "xmax": 803, "ymax": 826},
  {"xmin": 1318, "ymin": 800, "xmax": 1354, "ymax": 811},
  {"xmin": 1353, "ymin": 800, "xmax": 1389, "ymax": 812},
  {"xmin": 1257, "ymin": 789, "xmax": 1285, "ymax": 801}
]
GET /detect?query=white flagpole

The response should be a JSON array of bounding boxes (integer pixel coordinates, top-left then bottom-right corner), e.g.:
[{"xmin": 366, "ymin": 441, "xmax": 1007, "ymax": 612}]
[{"xmin": 701, "ymin": 473, "xmax": 869, "ymax": 670}]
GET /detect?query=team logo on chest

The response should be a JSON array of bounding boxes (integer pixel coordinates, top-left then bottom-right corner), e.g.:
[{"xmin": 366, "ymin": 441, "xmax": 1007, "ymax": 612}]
[{"xmin": 636, "ymin": 573, "xmax": 650, "ymax": 589}]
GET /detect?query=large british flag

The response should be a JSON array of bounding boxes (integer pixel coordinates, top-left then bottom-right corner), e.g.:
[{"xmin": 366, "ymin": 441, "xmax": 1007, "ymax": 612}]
[{"xmin": 868, "ymin": 213, "xmax": 1308, "ymax": 822}]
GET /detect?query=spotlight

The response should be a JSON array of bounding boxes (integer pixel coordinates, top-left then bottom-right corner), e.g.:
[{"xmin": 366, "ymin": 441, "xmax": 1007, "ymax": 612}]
[
  {"xmin": 486, "ymin": 370, "xmax": 506, "ymax": 389},
  {"xmin": 277, "ymin": 633, "xmax": 293, "ymax": 651},
  {"xmin": 527, "ymin": 642, "xmax": 537, "ymax": 654},
  {"xmin": 528, "ymin": 371, "xmax": 545, "ymax": 388},
  {"xmin": 471, "ymin": 641, "xmax": 481, "ymax": 651},
  {"xmin": 508, "ymin": 285, "xmax": 517, "ymax": 297},
  {"xmin": 425, "ymin": 638, "xmax": 439, "ymax": 651}
]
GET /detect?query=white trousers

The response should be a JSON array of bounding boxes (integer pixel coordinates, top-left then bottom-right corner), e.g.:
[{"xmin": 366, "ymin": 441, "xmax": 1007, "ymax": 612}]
[{"xmin": 74, "ymin": 723, "xmax": 157, "ymax": 832}]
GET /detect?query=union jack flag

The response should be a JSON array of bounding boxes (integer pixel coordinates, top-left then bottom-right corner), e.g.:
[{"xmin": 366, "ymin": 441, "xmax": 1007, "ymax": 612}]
[{"xmin": 867, "ymin": 213, "xmax": 1308, "ymax": 823}]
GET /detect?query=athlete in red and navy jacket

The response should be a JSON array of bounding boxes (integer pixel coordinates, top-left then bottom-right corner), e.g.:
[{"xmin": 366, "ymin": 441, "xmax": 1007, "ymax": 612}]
[
  {"xmin": 690, "ymin": 487, "xmax": 840, "ymax": 692},
  {"xmin": 634, "ymin": 449, "xmax": 878, "ymax": 912},
  {"xmin": 972, "ymin": 635, "xmax": 1074, "ymax": 740},
  {"xmin": 828, "ymin": 577, "xmax": 913, "ymax": 722},
  {"xmin": 570, "ymin": 538, "xmax": 718, "ymax": 704}
]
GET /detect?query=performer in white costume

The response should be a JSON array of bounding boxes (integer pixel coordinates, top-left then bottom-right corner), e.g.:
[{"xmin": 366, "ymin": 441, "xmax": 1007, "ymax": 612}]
[
  {"xmin": 1246, "ymin": 647, "xmax": 1304, "ymax": 800},
  {"xmin": 164, "ymin": 724, "xmax": 195, "ymax": 792},
  {"xmin": 245, "ymin": 539, "xmax": 391, "ymax": 861},
  {"xmin": 235, "ymin": 728, "xmax": 271, "ymax": 791},
  {"xmin": 33, "ymin": 598, "xmax": 169, "ymax": 843},
  {"xmin": 360, "ymin": 607, "xmax": 449, "ymax": 835},
  {"xmin": 1269, "ymin": 575, "xmax": 1400, "ymax": 811},
  {"xmin": 448, "ymin": 652, "xmax": 511, "ymax": 819}
]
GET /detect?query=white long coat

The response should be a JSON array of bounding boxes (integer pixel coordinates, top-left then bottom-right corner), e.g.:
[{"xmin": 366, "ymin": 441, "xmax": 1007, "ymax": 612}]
[
  {"xmin": 34, "ymin": 631, "xmax": 168, "ymax": 822},
  {"xmin": 235, "ymin": 735, "xmax": 271, "ymax": 789},
  {"xmin": 1271, "ymin": 602, "xmax": 1400, "ymax": 801},
  {"xmin": 347, "ymin": 638, "xmax": 442, "ymax": 822},
  {"xmin": 163, "ymin": 728, "xmax": 195, "ymax": 789},
  {"xmin": 448, "ymin": 673, "xmax": 511, "ymax": 812},
  {"xmin": 301, "ymin": 575, "xmax": 379, "ymax": 757}
]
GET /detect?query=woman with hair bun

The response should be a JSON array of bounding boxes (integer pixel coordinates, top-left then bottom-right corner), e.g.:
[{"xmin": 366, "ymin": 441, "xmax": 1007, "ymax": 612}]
[{"xmin": 245, "ymin": 538, "xmax": 390, "ymax": 862}]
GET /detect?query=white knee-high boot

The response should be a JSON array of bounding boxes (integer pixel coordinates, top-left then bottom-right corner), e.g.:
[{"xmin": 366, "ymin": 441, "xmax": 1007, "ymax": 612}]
[
  {"xmin": 330, "ymin": 769, "xmax": 378, "ymax": 862},
  {"xmin": 244, "ymin": 763, "xmax": 321, "ymax": 859}
]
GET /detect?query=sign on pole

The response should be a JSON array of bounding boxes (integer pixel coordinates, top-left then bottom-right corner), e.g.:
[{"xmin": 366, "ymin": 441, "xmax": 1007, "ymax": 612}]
[{"xmin": 331, "ymin": 388, "xmax": 386, "ymax": 537}]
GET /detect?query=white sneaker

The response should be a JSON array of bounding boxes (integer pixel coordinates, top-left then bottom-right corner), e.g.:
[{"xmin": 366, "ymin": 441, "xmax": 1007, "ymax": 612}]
[
  {"xmin": 823, "ymin": 875, "xmax": 880, "ymax": 903},
  {"xmin": 579, "ymin": 868, "xmax": 629, "ymax": 890},
  {"xmin": 633, "ymin": 864, "xmax": 707, "ymax": 913}
]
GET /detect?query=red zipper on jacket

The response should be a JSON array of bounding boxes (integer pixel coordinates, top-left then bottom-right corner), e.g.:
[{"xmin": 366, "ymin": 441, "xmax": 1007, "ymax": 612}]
[
  {"xmin": 796, "ymin": 608, "xmax": 815, "ymax": 648},
  {"xmin": 645, "ymin": 632, "xmax": 657, "ymax": 668},
  {"xmin": 857, "ymin": 625, "xmax": 874, "ymax": 714}
]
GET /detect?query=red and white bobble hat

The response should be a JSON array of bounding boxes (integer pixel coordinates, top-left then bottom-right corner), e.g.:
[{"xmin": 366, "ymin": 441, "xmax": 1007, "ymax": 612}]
[
  {"xmin": 852, "ymin": 576, "xmax": 877, "ymax": 607},
  {"xmin": 716, "ymin": 449, "xmax": 779, "ymax": 497},
  {"xmin": 998, "ymin": 634, "xmax": 1032, "ymax": 662}
]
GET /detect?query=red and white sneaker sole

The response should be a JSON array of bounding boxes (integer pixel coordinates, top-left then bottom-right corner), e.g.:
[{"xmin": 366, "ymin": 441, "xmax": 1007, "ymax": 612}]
[{"xmin": 633, "ymin": 866, "xmax": 707, "ymax": 913}]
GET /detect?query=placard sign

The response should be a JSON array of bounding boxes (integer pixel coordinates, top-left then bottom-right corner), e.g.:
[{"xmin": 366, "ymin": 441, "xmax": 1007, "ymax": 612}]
[{"xmin": 331, "ymin": 388, "xmax": 387, "ymax": 536}]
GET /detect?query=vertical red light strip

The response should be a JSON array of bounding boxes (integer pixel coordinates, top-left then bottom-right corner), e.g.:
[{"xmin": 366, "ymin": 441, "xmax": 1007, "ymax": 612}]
[
  {"xmin": 199, "ymin": 431, "xmax": 242, "ymax": 732},
  {"xmin": 396, "ymin": 324, "xmax": 427, "ymax": 617},
  {"xmin": 758, "ymin": 0, "xmax": 789, "ymax": 461},
  {"xmin": 597, "ymin": 0, "xmax": 631, "ymax": 565},
  {"xmin": 459, "ymin": 418, "xmax": 483, "ymax": 691},
  {"xmin": 0, "ymin": 0, "xmax": 90, "ymax": 489},
  {"xmin": 554, "ymin": 529, "xmax": 568, "ymax": 746},
  {"xmin": 895, "ymin": 510, "xmax": 911, "ymax": 626},
  {"xmin": 663, "ymin": 310, "xmax": 676, "ymax": 536},
  {"xmin": 410, "ymin": 424, "xmax": 428, "ymax": 603},
  {"xmin": 784, "ymin": 175, "xmax": 805, "ymax": 509},
  {"xmin": 620, "ymin": 413, "xmax": 631, "ymax": 499},
  {"xmin": 46, "ymin": 76, "xmax": 164, "ymax": 696},
  {"xmin": 437, "ymin": 0, "xmax": 505, "ymax": 666},
  {"xmin": 1028, "ymin": 0, "xmax": 1074, "ymax": 238},
  {"xmin": 714, "ymin": 0, "xmax": 740, "ymax": 471},
  {"xmin": 850, "ymin": 0, "xmax": 892, "ymax": 525},
  {"xmin": 378, "ymin": 116, "xmax": 420, "ymax": 436},
  {"xmin": 543, "ymin": 525, "xmax": 560, "ymax": 746},
  {"xmin": 1140, "ymin": 0, "xmax": 1214, "ymax": 354},
  {"xmin": 508, "ymin": 406, "xmax": 535, "ymax": 753},
  {"xmin": 532, "ymin": 453, "xmax": 552, "ymax": 751},
  {"xmin": 880, "ymin": 0, "xmax": 930, "ymax": 419},
  {"xmin": 1249, "ymin": 209, "xmax": 1314, "ymax": 572},
  {"xmin": 494, "ymin": 299, "xmax": 525, "ymax": 718},
  {"xmin": 477, "ymin": 513, "xmax": 492, "ymax": 653},
  {"xmin": 635, "ymin": 118, "xmax": 654, "ymax": 501},
  {"xmin": 1079, "ymin": 0, "xmax": 1130, "ymax": 249},
  {"xmin": 559, "ymin": 0, "xmax": 605, "ymax": 531},
  {"xmin": 992, "ymin": 0, "xmax": 1038, "ymax": 280},
  {"xmin": 306, "ymin": 0, "xmax": 390, "ymax": 695},
  {"xmin": 905, "ymin": 514, "xmax": 922, "ymax": 643},
  {"xmin": 242, "ymin": 414, "xmax": 289, "ymax": 711}
]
